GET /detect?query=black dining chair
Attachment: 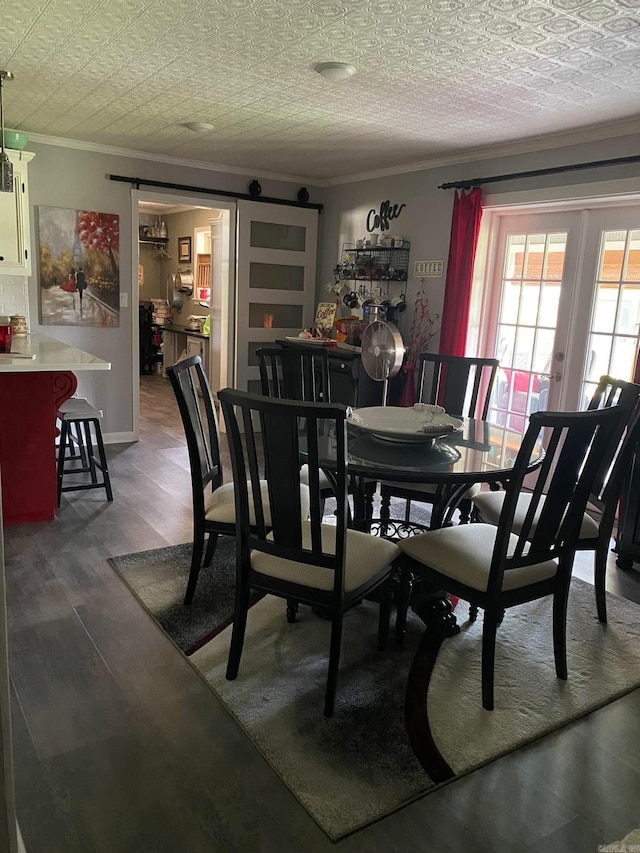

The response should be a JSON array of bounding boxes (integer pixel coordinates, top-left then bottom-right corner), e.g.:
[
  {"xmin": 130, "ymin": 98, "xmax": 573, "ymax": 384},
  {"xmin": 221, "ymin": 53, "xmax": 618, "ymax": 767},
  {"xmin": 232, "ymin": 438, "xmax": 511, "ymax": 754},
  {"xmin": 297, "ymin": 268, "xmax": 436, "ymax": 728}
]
[
  {"xmin": 218, "ymin": 388, "xmax": 400, "ymax": 717},
  {"xmin": 257, "ymin": 345, "xmax": 331, "ymax": 403},
  {"xmin": 167, "ymin": 355, "xmax": 310, "ymax": 605},
  {"xmin": 380, "ymin": 353, "xmax": 500, "ymax": 525},
  {"xmin": 398, "ymin": 403, "xmax": 633, "ymax": 710},
  {"xmin": 257, "ymin": 345, "xmax": 336, "ymax": 510},
  {"xmin": 167, "ymin": 355, "xmax": 235, "ymax": 604},
  {"xmin": 473, "ymin": 374, "xmax": 640, "ymax": 622}
]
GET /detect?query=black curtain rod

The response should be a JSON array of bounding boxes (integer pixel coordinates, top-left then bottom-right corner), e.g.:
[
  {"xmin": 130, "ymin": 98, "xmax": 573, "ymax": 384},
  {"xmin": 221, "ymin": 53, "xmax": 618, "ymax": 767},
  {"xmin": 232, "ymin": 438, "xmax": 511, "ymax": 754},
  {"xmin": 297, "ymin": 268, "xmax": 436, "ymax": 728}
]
[
  {"xmin": 108, "ymin": 174, "xmax": 323, "ymax": 212},
  {"xmin": 438, "ymin": 153, "xmax": 640, "ymax": 191}
]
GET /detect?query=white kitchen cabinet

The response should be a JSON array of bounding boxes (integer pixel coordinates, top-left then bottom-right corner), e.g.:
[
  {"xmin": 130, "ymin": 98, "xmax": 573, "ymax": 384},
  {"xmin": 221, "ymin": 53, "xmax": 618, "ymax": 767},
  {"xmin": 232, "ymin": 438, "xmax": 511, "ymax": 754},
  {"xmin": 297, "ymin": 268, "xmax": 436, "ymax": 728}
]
[
  {"xmin": 186, "ymin": 334, "xmax": 209, "ymax": 375},
  {"xmin": 0, "ymin": 150, "xmax": 34, "ymax": 276}
]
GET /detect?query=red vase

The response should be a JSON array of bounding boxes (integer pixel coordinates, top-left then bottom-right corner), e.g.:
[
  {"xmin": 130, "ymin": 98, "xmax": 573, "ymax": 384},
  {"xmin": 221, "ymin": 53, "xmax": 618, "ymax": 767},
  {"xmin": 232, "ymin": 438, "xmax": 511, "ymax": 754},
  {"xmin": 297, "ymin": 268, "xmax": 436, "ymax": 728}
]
[{"xmin": 398, "ymin": 362, "xmax": 417, "ymax": 407}]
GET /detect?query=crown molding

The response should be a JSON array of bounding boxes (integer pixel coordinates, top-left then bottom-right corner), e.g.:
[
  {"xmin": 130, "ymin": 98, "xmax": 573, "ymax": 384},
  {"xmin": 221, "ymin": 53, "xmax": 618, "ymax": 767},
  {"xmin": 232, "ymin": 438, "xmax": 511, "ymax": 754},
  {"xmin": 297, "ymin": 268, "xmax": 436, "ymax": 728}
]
[
  {"xmin": 23, "ymin": 113, "xmax": 640, "ymax": 191},
  {"xmin": 25, "ymin": 132, "xmax": 321, "ymax": 187},
  {"xmin": 322, "ymin": 115, "xmax": 640, "ymax": 187}
]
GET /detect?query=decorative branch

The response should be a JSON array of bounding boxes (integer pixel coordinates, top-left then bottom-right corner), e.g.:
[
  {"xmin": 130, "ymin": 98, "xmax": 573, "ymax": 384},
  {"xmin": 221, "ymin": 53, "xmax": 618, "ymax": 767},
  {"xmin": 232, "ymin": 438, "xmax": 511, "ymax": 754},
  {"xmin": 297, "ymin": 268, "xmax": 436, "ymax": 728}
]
[{"xmin": 406, "ymin": 279, "xmax": 440, "ymax": 365}]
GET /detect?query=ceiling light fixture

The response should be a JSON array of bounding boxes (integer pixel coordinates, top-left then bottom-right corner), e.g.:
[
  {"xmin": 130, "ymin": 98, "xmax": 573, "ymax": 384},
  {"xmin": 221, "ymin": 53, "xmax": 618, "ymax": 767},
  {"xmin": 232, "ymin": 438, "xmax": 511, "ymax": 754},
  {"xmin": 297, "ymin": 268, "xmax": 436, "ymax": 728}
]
[
  {"xmin": 313, "ymin": 62, "xmax": 356, "ymax": 82},
  {"xmin": 0, "ymin": 70, "xmax": 14, "ymax": 193},
  {"xmin": 182, "ymin": 121, "xmax": 214, "ymax": 133}
]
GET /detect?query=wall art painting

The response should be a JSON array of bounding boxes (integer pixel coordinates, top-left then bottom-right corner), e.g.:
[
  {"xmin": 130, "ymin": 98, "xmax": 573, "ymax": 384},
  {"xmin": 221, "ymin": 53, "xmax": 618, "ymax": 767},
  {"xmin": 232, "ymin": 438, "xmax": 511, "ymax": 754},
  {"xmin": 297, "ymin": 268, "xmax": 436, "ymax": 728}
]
[{"xmin": 38, "ymin": 206, "xmax": 120, "ymax": 327}]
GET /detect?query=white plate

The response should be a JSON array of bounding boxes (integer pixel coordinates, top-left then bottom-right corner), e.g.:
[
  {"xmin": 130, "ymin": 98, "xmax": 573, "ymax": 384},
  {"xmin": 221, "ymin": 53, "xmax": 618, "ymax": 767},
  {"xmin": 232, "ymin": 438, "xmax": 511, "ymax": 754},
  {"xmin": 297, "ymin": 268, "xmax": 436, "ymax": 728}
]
[{"xmin": 347, "ymin": 405, "xmax": 463, "ymax": 443}]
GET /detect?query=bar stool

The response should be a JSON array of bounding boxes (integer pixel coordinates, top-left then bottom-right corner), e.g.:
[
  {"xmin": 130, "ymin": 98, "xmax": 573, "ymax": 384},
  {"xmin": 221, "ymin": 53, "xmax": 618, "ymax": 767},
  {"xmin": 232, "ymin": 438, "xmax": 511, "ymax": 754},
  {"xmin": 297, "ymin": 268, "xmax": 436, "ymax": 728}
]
[{"xmin": 56, "ymin": 397, "xmax": 113, "ymax": 505}]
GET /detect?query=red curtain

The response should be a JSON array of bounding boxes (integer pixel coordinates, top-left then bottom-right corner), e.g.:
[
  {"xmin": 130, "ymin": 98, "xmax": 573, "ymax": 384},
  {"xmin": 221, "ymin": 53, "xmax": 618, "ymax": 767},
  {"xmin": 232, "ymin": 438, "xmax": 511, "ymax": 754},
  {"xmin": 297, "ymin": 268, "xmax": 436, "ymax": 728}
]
[{"xmin": 438, "ymin": 187, "xmax": 484, "ymax": 357}]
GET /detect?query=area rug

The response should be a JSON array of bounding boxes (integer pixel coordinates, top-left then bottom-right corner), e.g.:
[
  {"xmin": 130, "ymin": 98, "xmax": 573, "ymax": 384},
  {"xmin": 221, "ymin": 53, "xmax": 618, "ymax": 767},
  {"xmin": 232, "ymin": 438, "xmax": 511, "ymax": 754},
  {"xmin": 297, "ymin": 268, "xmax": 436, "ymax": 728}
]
[
  {"xmin": 108, "ymin": 496, "xmax": 429, "ymax": 654},
  {"xmin": 109, "ymin": 536, "xmax": 640, "ymax": 841},
  {"xmin": 189, "ymin": 585, "xmax": 640, "ymax": 839},
  {"xmin": 108, "ymin": 538, "xmax": 240, "ymax": 654}
]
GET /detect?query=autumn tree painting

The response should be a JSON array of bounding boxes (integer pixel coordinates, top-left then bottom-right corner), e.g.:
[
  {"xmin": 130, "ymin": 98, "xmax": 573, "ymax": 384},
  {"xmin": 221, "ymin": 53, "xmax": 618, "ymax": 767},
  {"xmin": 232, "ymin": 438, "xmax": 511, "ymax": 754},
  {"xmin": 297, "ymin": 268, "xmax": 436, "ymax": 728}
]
[{"xmin": 38, "ymin": 206, "xmax": 120, "ymax": 327}]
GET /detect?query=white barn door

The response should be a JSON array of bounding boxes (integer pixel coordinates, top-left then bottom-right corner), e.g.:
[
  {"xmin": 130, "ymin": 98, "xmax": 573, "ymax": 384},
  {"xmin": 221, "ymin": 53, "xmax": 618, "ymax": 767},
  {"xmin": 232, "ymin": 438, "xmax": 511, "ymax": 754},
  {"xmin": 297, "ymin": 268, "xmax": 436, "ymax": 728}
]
[{"xmin": 234, "ymin": 201, "xmax": 318, "ymax": 393}]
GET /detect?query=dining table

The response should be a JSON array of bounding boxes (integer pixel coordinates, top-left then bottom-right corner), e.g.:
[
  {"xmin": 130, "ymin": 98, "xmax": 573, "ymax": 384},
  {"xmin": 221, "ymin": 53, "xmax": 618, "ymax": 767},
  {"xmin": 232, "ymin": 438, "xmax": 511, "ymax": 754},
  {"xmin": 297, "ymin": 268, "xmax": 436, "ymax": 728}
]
[
  {"xmin": 313, "ymin": 412, "xmax": 544, "ymax": 530},
  {"xmin": 303, "ymin": 407, "xmax": 545, "ymax": 638}
]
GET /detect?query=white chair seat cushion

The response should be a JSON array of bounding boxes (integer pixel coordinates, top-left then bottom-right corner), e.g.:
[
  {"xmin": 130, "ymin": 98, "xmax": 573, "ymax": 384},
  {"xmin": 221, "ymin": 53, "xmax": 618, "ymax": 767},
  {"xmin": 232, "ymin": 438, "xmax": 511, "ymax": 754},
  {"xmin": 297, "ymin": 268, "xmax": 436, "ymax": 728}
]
[
  {"xmin": 380, "ymin": 480, "xmax": 481, "ymax": 500},
  {"xmin": 299, "ymin": 464, "xmax": 332, "ymax": 492},
  {"xmin": 473, "ymin": 490, "xmax": 600, "ymax": 541},
  {"xmin": 250, "ymin": 522, "xmax": 400, "ymax": 593},
  {"xmin": 205, "ymin": 482, "xmax": 310, "ymax": 525},
  {"xmin": 399, "ymin": 523, "xmax": 557, "ymax": 592},
  {"xmin": 57, "ymin": 397, "xmax": 103, "ymax": 419}
]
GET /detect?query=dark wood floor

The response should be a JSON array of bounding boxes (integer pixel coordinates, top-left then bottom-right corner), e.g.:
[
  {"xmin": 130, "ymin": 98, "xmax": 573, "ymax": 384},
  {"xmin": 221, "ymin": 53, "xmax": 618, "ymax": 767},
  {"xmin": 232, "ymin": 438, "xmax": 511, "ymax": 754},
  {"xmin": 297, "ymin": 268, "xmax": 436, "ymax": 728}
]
[{"xmin": 5, "ymin": 374, "xmax": 640, "ymax": 852}]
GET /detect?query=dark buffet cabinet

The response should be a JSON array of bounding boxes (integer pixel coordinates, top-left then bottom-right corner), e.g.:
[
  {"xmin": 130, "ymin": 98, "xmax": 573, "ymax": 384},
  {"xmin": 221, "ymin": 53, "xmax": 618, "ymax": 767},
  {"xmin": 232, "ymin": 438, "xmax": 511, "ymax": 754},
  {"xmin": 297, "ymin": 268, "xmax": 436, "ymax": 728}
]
[
  {"xmin": 615, "ymin": 450, "xmax": 640, "ymax": 570},
  {"xmin": 276, "ymin": 339, "xmax": 384, "ymax": 407}
]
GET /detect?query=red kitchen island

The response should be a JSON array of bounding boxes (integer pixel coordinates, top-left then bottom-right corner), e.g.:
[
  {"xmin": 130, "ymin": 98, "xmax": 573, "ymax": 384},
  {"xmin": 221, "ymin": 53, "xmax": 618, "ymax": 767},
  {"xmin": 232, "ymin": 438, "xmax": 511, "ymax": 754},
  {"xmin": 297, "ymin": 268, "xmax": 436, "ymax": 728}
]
[{"xmin": 0, "ymin": 334, "xmax": 111, "ymax": 525}]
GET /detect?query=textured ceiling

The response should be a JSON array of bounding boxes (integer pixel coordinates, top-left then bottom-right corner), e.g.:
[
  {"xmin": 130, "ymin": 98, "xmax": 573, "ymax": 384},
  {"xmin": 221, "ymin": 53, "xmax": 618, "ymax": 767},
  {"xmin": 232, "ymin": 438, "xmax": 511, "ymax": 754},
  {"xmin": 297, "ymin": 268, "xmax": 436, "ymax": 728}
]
[{"xmin": 2, "ymin": 0, "xmax": 640, "ymax": 182}]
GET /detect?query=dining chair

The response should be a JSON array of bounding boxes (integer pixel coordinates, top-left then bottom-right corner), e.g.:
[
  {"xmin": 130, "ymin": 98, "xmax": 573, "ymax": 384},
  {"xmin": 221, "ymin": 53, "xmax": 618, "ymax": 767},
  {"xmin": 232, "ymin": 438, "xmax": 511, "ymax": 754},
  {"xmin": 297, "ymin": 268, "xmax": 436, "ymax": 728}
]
[
  {"xmin": 257, "ymin": 345, "xmax": 335, "ymax": 508},
  {"xmin": 398, "ymin": 403, "xmax": 632, "ymax": 710},
  {"xmin": 167, "ymin": 355, "xmax": 310, "ymax": 606},
  {"xmin": 217, "ymin": 387, "xmax": 400, "ymax": 717},
  {"xmin": 257, "ymin": 345, "xmax": 374, "ymax": 517},
  {"xmin": 473, "ymin": 375, "xmax": 640, "ymax": 622},
  {"xmin": 167, "ymin": 355, "xmax": 235, "ymax": 605},
  {"xmin": 257, "ymin": 345, "xmax": 331, "ymax": 403},
  {"xmin": 380, "ymin": 353, "xmax": 500, "ymax": 525}
]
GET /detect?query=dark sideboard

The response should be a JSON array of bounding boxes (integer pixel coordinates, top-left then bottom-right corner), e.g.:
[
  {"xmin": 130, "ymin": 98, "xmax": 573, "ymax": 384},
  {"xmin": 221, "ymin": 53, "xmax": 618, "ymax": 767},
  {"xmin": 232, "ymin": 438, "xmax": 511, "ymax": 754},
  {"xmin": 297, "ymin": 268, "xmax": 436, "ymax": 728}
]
[
  {"xmin": 615, "ymin": 449, "xmax": 640, "ymax": 570},
  {"xmin": 275, "ymin": 339, "xmax": 385, "ymax": 408}
]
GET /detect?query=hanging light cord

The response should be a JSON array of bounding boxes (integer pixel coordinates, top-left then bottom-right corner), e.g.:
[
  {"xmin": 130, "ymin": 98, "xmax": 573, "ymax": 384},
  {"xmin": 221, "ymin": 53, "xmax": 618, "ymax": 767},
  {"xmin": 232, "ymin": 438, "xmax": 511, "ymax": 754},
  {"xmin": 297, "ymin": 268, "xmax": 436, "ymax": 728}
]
[{"xmin": 0, "ymin": 70, "xmax": 14, "ymax": 193}]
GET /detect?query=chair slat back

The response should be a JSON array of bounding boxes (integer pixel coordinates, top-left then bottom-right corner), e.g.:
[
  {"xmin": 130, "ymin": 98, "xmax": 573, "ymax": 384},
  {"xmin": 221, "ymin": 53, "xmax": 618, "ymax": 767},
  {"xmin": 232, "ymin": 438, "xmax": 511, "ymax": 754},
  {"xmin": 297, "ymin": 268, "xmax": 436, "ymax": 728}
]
[
  {"xmin": 218, "ymin": 388, "xmax": 349, "ymax": 591},
  {"xmin": 257, "ymin": 346, "xmax": 331, "ymax": 403},
  {"xmin": 488, "ymin": 405, "xmax": 631, "ymax": 596},
  {"xmin": 167, "ymin": 356, "xmax": 223, "ymax": 504},
  {"xmin": 417, "ymin": 353, "xmax": 500, "ymax": 418},
  {"xmin": 585, "ymin": 375, "xmax": 640, "ymax": 504}
]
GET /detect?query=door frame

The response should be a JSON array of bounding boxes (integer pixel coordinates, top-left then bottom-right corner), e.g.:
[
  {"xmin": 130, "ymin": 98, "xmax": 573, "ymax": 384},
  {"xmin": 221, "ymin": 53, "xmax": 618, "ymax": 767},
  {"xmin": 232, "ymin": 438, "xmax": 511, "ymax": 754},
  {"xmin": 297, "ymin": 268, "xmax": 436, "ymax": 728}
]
[
  {"xmin": 130, "ymin": 190, "xmax": 236, "ymax": 440},
  {"xmin": 471, "ymin": 181, "xmax": 640, "ymax": 410}
]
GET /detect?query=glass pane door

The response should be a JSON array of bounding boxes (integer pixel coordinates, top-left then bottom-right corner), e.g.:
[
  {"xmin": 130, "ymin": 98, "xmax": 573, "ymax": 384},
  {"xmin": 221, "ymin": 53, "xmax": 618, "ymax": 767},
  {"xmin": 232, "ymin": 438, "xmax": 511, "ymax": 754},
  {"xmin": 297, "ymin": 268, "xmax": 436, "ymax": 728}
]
[
  {"xmin": 482, "ymin": 205, "xmax": 640, "ymax": 424},
  {"xmin": 583, "ymin": 226, "xmax": 640, "ymax": 405},
  {"xmin": 491, "ymin": 231, "xmax": 566, "ymax": 430},
  {"xmin": 236, "ymin": 201, "xmax": 318, "ymax": 393},
  {"xmin": 485, "ymin": 211, "xmax": 583, "ymax": 428}
]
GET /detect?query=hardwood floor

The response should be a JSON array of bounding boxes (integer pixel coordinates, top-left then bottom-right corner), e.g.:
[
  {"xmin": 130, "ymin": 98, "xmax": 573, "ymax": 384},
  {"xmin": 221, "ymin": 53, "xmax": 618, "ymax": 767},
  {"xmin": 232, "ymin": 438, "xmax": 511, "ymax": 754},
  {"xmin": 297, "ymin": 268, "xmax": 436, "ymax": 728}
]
[{"xmin": 5, "ymin": 374, "xmax": 640, "ymax": 852}]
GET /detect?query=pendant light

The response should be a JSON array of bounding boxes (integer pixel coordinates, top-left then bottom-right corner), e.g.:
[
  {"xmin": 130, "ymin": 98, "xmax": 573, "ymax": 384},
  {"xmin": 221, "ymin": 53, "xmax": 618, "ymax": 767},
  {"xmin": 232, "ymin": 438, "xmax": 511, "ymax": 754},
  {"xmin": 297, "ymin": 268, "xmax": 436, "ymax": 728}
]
[{"xmin": 0, "ymin": 71, "xmax": 14, "ymax": 193}]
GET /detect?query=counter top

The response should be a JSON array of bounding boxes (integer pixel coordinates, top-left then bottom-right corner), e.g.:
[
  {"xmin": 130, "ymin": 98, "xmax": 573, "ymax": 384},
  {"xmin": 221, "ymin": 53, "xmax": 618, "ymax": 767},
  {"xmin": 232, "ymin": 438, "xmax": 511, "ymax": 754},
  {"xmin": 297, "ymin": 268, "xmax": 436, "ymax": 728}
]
[
  {"xmin": 162, "ymin": 324, "xmax": 209, "ymax": 339},
  {"xmin": 0, "ymin": 334, "xmax": 111, "ymax": 373}
]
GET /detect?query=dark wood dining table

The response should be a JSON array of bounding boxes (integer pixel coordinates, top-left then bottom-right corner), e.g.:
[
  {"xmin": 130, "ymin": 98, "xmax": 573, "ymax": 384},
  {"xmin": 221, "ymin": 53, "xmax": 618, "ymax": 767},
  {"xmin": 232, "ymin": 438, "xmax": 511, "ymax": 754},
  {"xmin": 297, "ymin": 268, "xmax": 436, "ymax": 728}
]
[
  {"xmin": 306, "ymin": 415, "xmax": 545, "ymax": 638},
  {"xmin": 316, "ymin": 416, "xmax": 544, "ymax": 531}
]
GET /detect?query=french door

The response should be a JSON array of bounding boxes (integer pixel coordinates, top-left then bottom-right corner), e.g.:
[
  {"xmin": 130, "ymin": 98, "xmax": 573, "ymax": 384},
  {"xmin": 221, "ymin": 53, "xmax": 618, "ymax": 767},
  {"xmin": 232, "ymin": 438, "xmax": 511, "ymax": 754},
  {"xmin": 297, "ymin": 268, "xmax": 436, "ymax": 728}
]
[
  {"xmin": 235, "ymin": 201, "xmax": 318, "ymax": 394},
  {"xmin": 481, "ymin": 204, "xmax": 640, "ymax": 429}
]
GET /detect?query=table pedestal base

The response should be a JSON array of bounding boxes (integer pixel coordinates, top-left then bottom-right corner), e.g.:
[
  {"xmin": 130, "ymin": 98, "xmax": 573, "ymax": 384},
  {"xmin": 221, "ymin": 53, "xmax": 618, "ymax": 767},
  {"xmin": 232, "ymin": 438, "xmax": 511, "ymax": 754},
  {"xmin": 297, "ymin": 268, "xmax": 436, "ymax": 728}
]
[
  {"xmin": 0, "ymin": 371, "xmax": 77, "ymax": 524},
  {"xmin": 410, "ymin": 583, "xmax": 460, "ymax": 638}
]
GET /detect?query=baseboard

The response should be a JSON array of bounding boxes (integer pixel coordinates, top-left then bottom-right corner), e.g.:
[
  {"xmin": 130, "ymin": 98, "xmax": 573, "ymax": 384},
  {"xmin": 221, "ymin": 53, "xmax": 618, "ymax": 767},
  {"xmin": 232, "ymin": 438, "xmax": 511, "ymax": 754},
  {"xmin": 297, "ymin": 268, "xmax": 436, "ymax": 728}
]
[{"xmin": 103, "ymin": 431, "xmax": 137, "ymax": 445}]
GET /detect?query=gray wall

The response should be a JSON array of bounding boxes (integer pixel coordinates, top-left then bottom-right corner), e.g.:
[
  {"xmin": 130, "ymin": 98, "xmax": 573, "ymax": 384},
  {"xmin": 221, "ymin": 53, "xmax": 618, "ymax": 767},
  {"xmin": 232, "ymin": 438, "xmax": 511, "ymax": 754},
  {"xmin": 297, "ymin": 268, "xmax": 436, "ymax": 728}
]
[
  {"xmin": 25, "ymin": 132, "xmax": 640, "ymax": 436},
  {"xmin": 319, "ymin": 132, "xmax": 640, "ymax": 351},
  {"xmin": 27, "ymin": 143, "xmax": 324, "ymax": 437}
]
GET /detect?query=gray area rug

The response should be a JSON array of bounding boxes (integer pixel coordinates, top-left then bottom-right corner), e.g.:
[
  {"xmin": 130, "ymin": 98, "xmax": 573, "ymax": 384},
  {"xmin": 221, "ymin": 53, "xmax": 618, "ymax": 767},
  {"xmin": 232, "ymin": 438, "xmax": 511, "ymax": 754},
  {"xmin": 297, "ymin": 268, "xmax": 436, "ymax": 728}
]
[
  {"xmin": 109, "ymin": 538, "xmax": 239, "ymax": 654},
  {"xmin": 109, "ymin": 535, "xmax": 640, "ymax": 840},
  {"xmin": 108, "ymin": 496, "xmax": 428, "ymax": 654}
]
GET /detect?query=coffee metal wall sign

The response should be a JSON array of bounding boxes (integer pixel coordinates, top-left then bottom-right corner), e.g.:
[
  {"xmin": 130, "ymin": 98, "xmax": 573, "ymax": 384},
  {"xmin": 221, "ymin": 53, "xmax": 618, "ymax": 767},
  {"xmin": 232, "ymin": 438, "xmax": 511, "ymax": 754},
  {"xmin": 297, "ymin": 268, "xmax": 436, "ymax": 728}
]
[{"xmin": 366, "ymin": 200, "xmax": 406, "ymax": 232}]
